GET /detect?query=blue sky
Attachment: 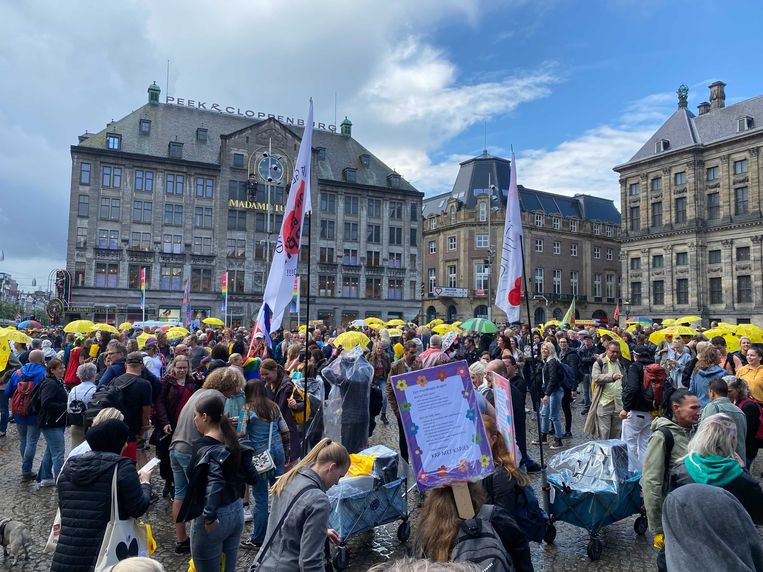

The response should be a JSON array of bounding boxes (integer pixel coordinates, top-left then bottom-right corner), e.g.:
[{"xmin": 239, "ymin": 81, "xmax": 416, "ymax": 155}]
[{"xmin": 0, "ymin": 0, "xmax": 761, "ymax": 288}]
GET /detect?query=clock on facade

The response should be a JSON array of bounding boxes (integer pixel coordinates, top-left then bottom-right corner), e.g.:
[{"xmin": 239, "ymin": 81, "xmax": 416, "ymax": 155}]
[{"xmin": 257, "ymin": 155, "xmax": 285, "ymax": 184}]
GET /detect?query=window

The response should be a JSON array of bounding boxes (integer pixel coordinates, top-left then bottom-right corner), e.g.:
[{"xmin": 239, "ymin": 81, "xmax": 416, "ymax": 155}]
[
  {"xmin": 317, "ymin": 246, "xmax": 334, "ymax": 264},
  {"xmin": 228, "ymin": 269, "xmax": 244, "ymax": 294},
  {"xmin": 76, "ymin": 227, "xmax": 88, "ymax": 248},
  {"xmin": 387, "ymin": 279, "xmax": 403, "ymax": 300},
  {"xmin": 101, "ymin": 165, "xmax": 122, "ymax": 188},
  {"xmin": 166, "ymin": 173, "xmax": 184, "ymax": 195},
  {"xmin": 128, "ymin": 265, "xmax": 150, "ymax": 289},
  {"xmin": 343, "ymin": 168, "xmax": 357, "ymax": 184},
  {"xmin": 447, "ymin": 265, "xmax": 457, "ymax": 289},
  {"xmin": 570, "ymin": 243, "xmax": 578, "ymax": 257},
  {"xmin": 139, "ymin": 119, "xmax": 151, "ymax": 134},
  {"xmin": 593, "ymin": 273, "xmax": 602, "ymax": 299},
  {"xmin": 534, "ymin": 214, "xmax": 543, "ymax": 227},
  {"xmin": 429, "ymin": 216, "xmax": 437, "ymax": 230},
  {"xmin": 232, "ymin": 153, "xmax": 245, "ymax": 168},
  {"xmin": 106, "ymin": 134, "xmax": 121, "ymax": 150},
  {"xmin": 227, "ymin": 238, "xmax": 246, "ymax": 258},
  {"xmin": 320, "ymin": 220, "xmax": 335, "ymax": 240},
  {"xmin": 99, "ymin": 197, "xmax": 120, "ymax": 220},
  {"xmin": 194, "ymin": 207, "xmax": 213, "ymax": 228},
  {"xmin": 631, "ymin": 282, "xmax": 642, "ymax": 305},
  {"xmin": 570, "ymin": 220, "xmax": 578, "ymax": 232},
  {"xmin": 366, "ymin": 250, "xmax": 381, "ymax": 267},
  {"xmin": 708, "ymin": 250, "xmax": 722, "ymax": 264},
  {"xmin": 709, "ymin": 277, "xmax": 723, "ymax": 305},
  {"xmin": 593, "ymin": 246, "xmax": 600, "ymax": 259},
  {"xmin": 342, "ymin": 276, "xmax": 359, "ymax": 298},
  {"xmin": 606, "ymin": 225, "xmax": 613, "ymax": 238},
  {"xmin": 475, "ymin": 263, "xmax": 489, "ymax": 291},
  {"xmin": 367, "ymin": 224, "xmax": 381, "ymax": 244},
  {"xmin": 366, "ymin": 277, "xmax": 382, "ymax": 299},
  {"xmin": 342, "ymin": 249, "xmax": 358, "ymax": 266},
  {"xmin": 655, "ymin": 139, "xmax": 669, "ymax": 153},
  {"xmin": 191, "ymin": 268, "xmax": 212, "ymax": 292},
  {"xmin": 95, "ymin": 263, "xmax": 119, "ymax": 288},
  {"xmin": 707, "ymin": 193, "xmax": 720, "ymax": 220},
  {"xmin": 164, "ymin": 204, "xmax": 183, "ymax": 225},
  {"xmin": 73, "ymin": 262, "xmax": 85, "ymax": 287},
  {"xmin": 734, "ymin": 159, "xmax": 748, "ymax": 175},
  {"xmin": 553, "ymin": 241, "xmax": 561, "ymax": 255},
  {"xmin": 629, "ymin": 182, "xmax": 640, "ymax": 196},
  {"xmin": 535, "ymin": 239, "xmax": 544, "ymax": 253},
  {"xmin": 706, "ymin": 166, "xmax": 719, "ymax": 181},
  {"xmin": 319, "ymin": 192, "xmax": 336, "ymax": 214},
  {"xmin": 553, "ymin": 270, "xmax": 562, "ymax": 295},
  {"xmin": 735, "ymin": 187, "xmax": 749, "ymax": 215},
  {"xmin": 448, "ymin": 236, "xmax": 456, "ymax": 251},
  {"xmin": 227, "ymin": 210, "xmax": 247, "ymax": 232},
  {"xmin": 651, "ymin": 202, "xmax": 663, "ymax": 227},
  {"xmin": 132, "ymin": 200, "xmax": 152, "ymax": 224},
  {"xmin": 77, "ymin": 195, "xmax": 89, "ymax": 217},
  {"xmin": 196, "ymin": 128, "xmax": 208, "ymax": 143},
  {"xmin": 410, "ymin": 203, "xmax": 418, "ymax": 222},
  {"xmin": 344, "ymin": 222, "xmax": 359, "ymax": 241},
  {"xmin": 534, "ymin": 268, "xmax": 544, "ymax": 293},
  {"xmin": 605, "ymin": 274, "xmax": 615, "ymax": 299},
  {"xmin": 344, "ymin": 196, "xmax": 359, "ymax": 216},
  {"xmin": 675, "ymin": 197, "xmax": 687, "ymax": 224},
  {"xmin": 630, "ymin": 257, "xmax": 641, "ymax": 270},
  {"xmin": 80, "ymin": 162, "xmax": 91, "ymax": 185},
  {"xmin": 316, "ymin": 147, "xmax": 326, "ymax": 161},
  {"xmin": 410, "ymin": 228, "xmax": 418, "ymax": 246},
  {"xmin": 737, "ymin": 246, "xmax": 751, "ymax": 262},
  {"xmin": 195, "ymin": 177, "xmax": 214, "ymax": 198},
  {"xmin": 135, "ymin": 169, "xmax": 154, "ymax": 192},
  {"xmin": 428, "ymin": 269, "xmax": 436, "ymax": 294},
  {"xmin": 651, "ymin": 177, "xmax": 662, "ymax": 192},
  {"xmin": 160, "ymin": 266, "xmax": 183, "ymax": 290},
  {"xmin": 570, "ymin": 271, "xmax": 579, "ymax": 296},
  {"xmin": 737, "ymin": 116, "xmax": 754, "ymax": 132},
  {"xmin": 228, "ymin": 180, "xmax": 246, "ymax": 201},
  {"xmin": 168, "ymin": 142, "xmax": 183, "ymax": 159},
  {"xmin": 676, "ymin": 278, "xmax": 689, "ymax": 305},
  {"xmin": 388, "ymin": 253, "xmax": 403, "ymax": 269},
  {"xmin": 674, "ymin": 171, "xmax": 686, "ymax": 186},
  {"xmin": 428, "ymin": 240, "xmax": 437, "ymax": 254},
  {"xmin": 389, "ymin": 227, "xmax": 402, "ymax": 246},
  {"xmin": 553, "ymin": 217, "xmax": 561, "ymax": 230},
  {"xmin": 319, "ymin": 275, "xmax": 335, "ymax": 297},
  {"xmin": 476, "ymin": 234, "xmax": 489, "ymax": 249},
  {"xmin": 652, "ymin": 280, "xmax": 665, "ymax": 305},
  {"xmin": 162, "ymin": 234, "xmax": 183, "ymax": 254},
  {"xmin": 390, "ymin": 201, "xmax": 403, "ymax": 220},
  {"xmin": 593, "ymin": 223, "xmax": 601, "ymax": 236},
  {"xmin": 449, "ymin": 206, "xmax": 456, "ymax": 224},
  {"xmin": 676, "ymin": 252, "xmax": 688, "ymax": 266},
  {"xmin": 629, "ymin": 206, "xmax": 641, "ymax": 231},
  {"xmin": 652, "ymin": 254, "xmax": 664, "ymax": 268},
  {"xmin": 606, "ymin": 248, "xmax": 613, "ymax": 261},
  {"xmin": 367, "ymin": 198, "xmax": 381, "ymax": 218},
  {"xmin": 737, "ymin": 276, "xmax": 752, "ymax": 303},
  {"xmin": 479, "ymin": 202, "xmax": 487, "ymax": 222},
  {"xmin": 97, "ymin": 229, "xmax": 120, "ymax": 250}
]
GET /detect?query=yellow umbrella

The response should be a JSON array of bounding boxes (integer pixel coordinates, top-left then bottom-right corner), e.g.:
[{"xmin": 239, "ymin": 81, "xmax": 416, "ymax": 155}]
[
  {"xmin": 166, "ymin": 329, "xmax": 186, "ymax": 340},
  {"xmin": 703, "ymin": 327, "xmax": 734, "ymax": 338},
  {"xmin": 625, "ymin": 324, "xmax": 639, "ymax": 333},
  {"xmin": 432, "ymin": 324, "xmax": 453, "ymax": 335},
  {"xmin": 735, "ymin": 324, "xmax": 763, "ymax": 338},
  {"xmin": 64, "ymin": 320, "xmax": 95, "ymax": 334},
  {"xmin": 0, "ymin": 328, "xmax": 32, "ymax": 345},
  {"xmin": 91, "ymin": 323, "xmax": 120, "ymax": 334},
  {"xmin": 365, "ymin": 317, "xmax": 384, "ymax": 325},
  {"xmin": 452, "ymin": 321, "xmax": 462, "ymax": 328},
  {"xmin": 661, "ymin": 318, "xmax": 676, "ymax": 326},
  {"xmin": 544, "ymin": 320, "xmax": 561, "ymax": 327},
  {"xmin": 427, "ymin": 319, "xmax": 444, "ymax": 328},
  {"xmin": 202, "ymin": 317, "xmax": 225, "ymax": 326},
  {"xmin": 718, "ymin": 322, "xmax": 738, "ymax": 332},
  {"xmin": 596, "ymin": 329, "xmax": 631, "ymax": 360},
  {"xmin": 665, "ymin": 325, "xmax": 698, "ymax": 337},
  {"xmin": 119, "ymin": 322, "xmax": 134, "ymax": 331},
  {"xmin": 368, "ymin": 323, "xmax": 382, "ymax": 331},
  {"xmin": 168, "ymin": 326, "xmax": 189, "ymax": 335},
  {"xmin": 298, "ymin": 325, "xmax": 307, "ymax": 333},
  {"xmin": 387, "ymin": 328, "xmax": 403, "ymax": 337},
  {"xmin": 649, "ymin": 330, "xmax": 668, "ymax": 345},
  {"xmin": 743, "ymin": 332, "xmax": 763, "ymax": 344},
  {"xmin": 136, "ymin": 332, "xmax": 154, "ymax": 349},
  {"xmin": 674, "ymin": 315, "xmax": 701, "ymax": 325},
  {"xmin": 724, "ymin": 335, "xmax": 741, "ymax": 353},
  {"xmin": 334, "ymin": 331, "xmax": 370, "ymax": 350},
  {"xmin": 386, "ymin": 319, "xmax": 405, "ymax": 327}
]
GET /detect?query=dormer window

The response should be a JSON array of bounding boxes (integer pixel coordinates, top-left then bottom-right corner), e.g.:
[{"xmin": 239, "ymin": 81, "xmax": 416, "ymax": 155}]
[
  {"xmin": 196, "ymin": 128, "xmax": 208, "ymax": 143},
  {"xmin": 168, "ymin": 142, "xmax": 183, "ymax": 159},
  {"xmin": 387, "ymin": 173, "xmax": 401, "ymax": 189},
  {"xmin": 317, "ymin": 147, "xmax": 326, "ymax": 161},
  {"xmin": 139, "ymin": 119, "xmax": 151, "ymax": 135},
  {"xmin": 655, "ymin": 139, "xmax": 669, "ymax": 153},
  {"xmin": 343, "ymin": 167, "xmax": 357, "ymax": 184},
  {"xmin": 737, "ymin": 116, "xmax": 754, "ymax": 132},
  {"xmin": 106, "ymin": 133, "xmax": 122, "ymax": 150},
  {"xmin": 359, "ymin": 154, "xmax": 370, "ymax": 168}
]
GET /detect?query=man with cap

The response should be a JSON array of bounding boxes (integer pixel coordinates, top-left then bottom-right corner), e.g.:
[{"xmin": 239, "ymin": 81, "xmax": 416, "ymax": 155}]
[
  {"xmin": 109, "ymin": 352, "xmax": 153, "ymax": 462},
  {"xmin": 576, "ymin": 330, "xmax": 597, "ymax": 415},
  {"xmin": 621, "ymin": 344, "xmax": 658, "ymax": 472}
]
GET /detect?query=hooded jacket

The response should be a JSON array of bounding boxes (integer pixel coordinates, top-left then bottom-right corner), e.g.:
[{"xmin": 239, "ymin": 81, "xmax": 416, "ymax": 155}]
[
  {"xmin": 640, "ymin": 416, "xmax": 694, "ymax": 535},
  {"xmin": 51, "ymin": 452, "xmax": 151, "ymax": 572},
  {"xmin": 689, "ymin": 365, "xmax": 726, "ymax": 408},
  {"xmin": 4, "ymin": 361, "xmax": 47, "ymax": 425},
  {"xmin": 38, "ymin": 375, "xmax": 68, "ymax": 428}
]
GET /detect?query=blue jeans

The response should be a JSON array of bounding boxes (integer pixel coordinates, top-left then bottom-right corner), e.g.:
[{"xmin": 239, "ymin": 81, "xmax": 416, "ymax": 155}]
[
  {"xmin": 190, "ymin": 499, "xmax": 244, "ymax": 572},
  {"xmin": 17, "ymin": 423, "xmax": 41, "ymax": 475},
  {"xmin": 170, "ymin": 448, "xmax": 193, "ymax": 500},
  {"xmin": 39, "ymin": 427, "xmax": 66, "ymax": 481},
  {"xmin": 378, "ymin": 380, "xmax": 388, "ymax": 419},
  {"xmin": 250, "ymin": 459, "xmax": 285, "ymax": 543},
  {"xmin": 540, "ymin": 387, "xmax": 564, "ymax": 437},
  {"xmin": 0, "ymin": 392, "xmax": 9, "ymax": 433}
]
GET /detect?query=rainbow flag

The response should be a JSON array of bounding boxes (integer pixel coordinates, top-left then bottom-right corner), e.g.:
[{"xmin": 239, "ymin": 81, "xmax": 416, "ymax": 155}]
[
  {"xmin": 290, "ymin": 275, "xmax": 299, "ymax": 313},
  {"xmin": 140, "ymin": 267, "xmax": 146, "ymax": 310},
  {"xmin": 221, "ymin": 271, "xmax": 228, "ymax": 315}
]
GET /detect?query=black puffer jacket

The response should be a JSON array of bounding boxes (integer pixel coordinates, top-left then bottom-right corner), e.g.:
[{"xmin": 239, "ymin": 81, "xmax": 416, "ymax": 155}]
[
  {"xmin": 542, "ymin": 358, "xmax": 562, "ymax": 396},
  {"xmin": 51, "ymin": 452, "xmax": 151, "ymax": 572},
  {"xmin": 38, "ymin": 376, "xmax": 68, "ymax": 428},
  {"xmin": 623, "ymin": 358, "xmax": 656, "ymax": 412}
]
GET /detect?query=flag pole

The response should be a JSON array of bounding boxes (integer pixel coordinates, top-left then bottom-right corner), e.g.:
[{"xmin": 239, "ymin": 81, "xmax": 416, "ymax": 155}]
[{"xmin": 305, "ymin": 212, "xmax": 312, "ymax": 345}]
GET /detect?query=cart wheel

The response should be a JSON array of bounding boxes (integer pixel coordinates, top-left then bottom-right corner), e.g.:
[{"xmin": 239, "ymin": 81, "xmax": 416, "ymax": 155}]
[
  {"xmin": 397, "ymin": 520, "xmax": 411, "ymax": 543},
  {"xmin": 634, "ymin": 515, "xmax": 648, "ymax": 536},
  {"xmin": 586, "ymin": 538, "xmax": 603, "ymax": 561},
  {"xmin": 543, "ymin": 523, "xmax": 557, "ymax": 544},
  {"xmin": 333, "ymin": 546, "xmax": 349, "ymax": 571}
]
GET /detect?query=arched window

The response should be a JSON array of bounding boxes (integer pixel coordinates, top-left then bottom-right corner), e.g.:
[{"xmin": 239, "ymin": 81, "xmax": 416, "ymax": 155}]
[
  {"xmin": 592, "ymin": 310, "xmax": 608, "ymax": 321},
  {"xmin": 449, "ymin": 206, "xmax": 456, "ymax": 224},
  {"xmin": 474, "ymin": 305, "xmax": 488, "ymax": 319},
  {"xmin": 426, "ymin": 306, "xmax": 437, "ymax": 323},
  {"xmin": 552, "ymin": 308, "xmax": 563, "ymax": 320},
  {"xmin": 447, "ymin": 305, "xmax": 457, "ymax": 322},
  {"xmin": 533, "ymin": 307, "xmax": 546, "ymax": 325}
]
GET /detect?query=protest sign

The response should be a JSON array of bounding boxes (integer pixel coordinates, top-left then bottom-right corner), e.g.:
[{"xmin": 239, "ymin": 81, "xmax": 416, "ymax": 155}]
[
  {"xmin": 490, "ymin": 372, "xmax": 522, "ymax": 466},
  {"xmin": 391, "ymin": 360, "xmax": 494, "ymax": 491}
]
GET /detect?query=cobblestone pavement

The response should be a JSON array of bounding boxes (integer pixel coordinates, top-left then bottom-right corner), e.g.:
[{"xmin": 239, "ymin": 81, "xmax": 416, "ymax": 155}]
[{"xmin": 1, "ymin": 394, "xmax": 738, "ymax": 571}]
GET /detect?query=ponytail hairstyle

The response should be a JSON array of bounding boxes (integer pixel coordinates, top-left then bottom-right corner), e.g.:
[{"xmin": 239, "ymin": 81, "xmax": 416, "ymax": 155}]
[
  {"xmin": 482, "ymin": 415, "xmax": 530, "ymax": 487},
  {"xmin": 195, "ymin": 392, "xmax": 241, "ymax": 473},
  {"xmin": 271, "ymin": 438, "xmax": 350, "ymax": 496},
  {"xmin": 260, "ymin": 358, "xmax": 285, "ymax": 386}
]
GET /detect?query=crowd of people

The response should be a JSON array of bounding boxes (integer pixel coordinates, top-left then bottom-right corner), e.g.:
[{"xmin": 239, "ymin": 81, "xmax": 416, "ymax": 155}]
[{"xmin": 0, "ymin": 317, "xmax": 762, "ymax": 571}]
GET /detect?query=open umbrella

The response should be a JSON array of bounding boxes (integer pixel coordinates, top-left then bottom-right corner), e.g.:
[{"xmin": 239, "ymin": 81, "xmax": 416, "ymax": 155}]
[
  {"xmin": 427, "ymin": 319, "xmax": 444, "ymax": 328},
  {"xmin": 136, "ymin": 332, "xmax": 155, "ymax": 349},
  {"xmin": 596, "ymin": 329, "xmax": 631, "ymax": 360},
  {"xmin": 386, "ymin": 319, "xmax": 405, "ymax": 327},
  {"xmin": 202, "ymin": 317, "xmax": 225, "ymax": 326},
  {"xmin": 452, "ymin": 321, "xmax": 463, "ymax": 328},
  {"xmin": 544, "ymin": 320, "xmax": 561, "ymax": 328},
  {"xmin": 91, "ymin": 323, "xmax": 120, "ymax": 334},
  {"xmin": 350, "ymin": 319, "xmax": 369, "ymax": 328},
  {"xmin": 387, "ymin": 328, "xmax": 403, "ymax": 337},
  {"xmin": 118, "ymin": 322, "xmax": 134, "ymax": 331},
  {"xmin": 674, "ymin": 315, "xmax": 701, "ymax": 325},
  {"xmin": 0, "ymin": 328, "xmax": 32, "ymax": 345},
  {"xmin": 735, "ymin": 324, "xmax": 763, "ymax": 339},
  {"xmin": 365, "ymin": 317, "xmax": 384, "ymax": 325},
  {"xmin": 334, "ymin": 331, "xmax": 370, "ymax": 350},
  {"xmin": 661, "ymin": 318, "xmax": 676, "ymax": 326},
  {"xmin": 368, "ymin": 323, "xmax": 382, "ymax": 331},
  {"xmin": 166, "ymin": 329, "xmax": 186, "ymax": 340},
  {"xmin": 442, "ymin": 330, "xmax": 458, "ymax": 353},
  {"xmin": 432, "ymin": 324, "xmax": 453, "ymax": 335},
  {"xmin": 626, "ymin": 316, "xmax": 653, "ymax": 324},
  {"xmin": 460, "ymin": 318, "xmax": 498, "ymax": 334},
  {"xmin": 298, "ymin": 325, "xmax": 307, "ymax": 333},
  {"xmin": 17, "ymin": 320, "xmax": 43, "ymax": 330},
  {"xmin": 64, "ymin": 320, "xmax": 96, "ymax": 334},
  {"xmin": 665, "ymin": 325, "xmax": 698, "ymax": 337},
  {"xmin": 717, "ymin": 322, "xmax": 738, "ymax": 332},
  {"xmin": 169, "ymin": 326, "xmax": 189, "ymax": 335}
]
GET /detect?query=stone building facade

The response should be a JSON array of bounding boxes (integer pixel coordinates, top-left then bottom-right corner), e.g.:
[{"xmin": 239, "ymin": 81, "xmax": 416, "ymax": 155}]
[
  {"xmin": 65, "ymin": 83, "xmax": 423, "ymax": 328},
  {"xmin": 615, "ymin": 82, "xmax": 763, "ymax": 325},
  {"xmin": 422, "ymin": 152, "xmax": 621, "ymax": 325}
]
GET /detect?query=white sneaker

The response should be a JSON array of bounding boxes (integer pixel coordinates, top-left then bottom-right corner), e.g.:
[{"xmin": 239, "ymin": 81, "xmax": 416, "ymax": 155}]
[{"xmin": 37, "ymin": 479, "xmax": 56, "ymax": 488}]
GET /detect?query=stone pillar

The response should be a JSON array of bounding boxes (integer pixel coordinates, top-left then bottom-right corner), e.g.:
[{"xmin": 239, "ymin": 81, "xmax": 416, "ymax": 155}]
[
  {"xmin": 639, "ymin": 174, "xmax": 649, "ymax": 230},
  {"xmin": 641, "ymin": 248, "xmax": 651, "ymax": 313},
  {"xmin": 662, "ymin": 167, "xmax": 673, "ymax": 225},
  {"xmin": 749, "ymin": 147, "xmax": 760, "ymax": 216},
  {"xmin": 663, "ymin": 244, "xmax": 674, "ymax": 309},
  {"xmin": 687, "ymin": 241, "xmax": 702, "ymax": 313},
  {"xmin": 721, "ymin": 239, "xmax": 734, "ymax": 311},
  {"xmin": 752, "ymin": 236, "xmax": 763, "ymax": 308},
  {"xmin": 719, "ymin": 155, "xmax": 731, "ymax": 221}
]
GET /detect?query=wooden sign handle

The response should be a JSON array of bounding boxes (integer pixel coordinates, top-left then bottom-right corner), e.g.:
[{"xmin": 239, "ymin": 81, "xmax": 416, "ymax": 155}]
[{"xmin": 451, "ymin": 482, "xmax": 475, "ymax": 519}]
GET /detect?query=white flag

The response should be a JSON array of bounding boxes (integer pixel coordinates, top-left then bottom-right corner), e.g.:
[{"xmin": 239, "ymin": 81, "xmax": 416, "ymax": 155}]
[
  {"xmin": 254, "ymin": 99, "xmax": 314, "ymax": 336},
  {"xmin": 495, "ymin": 152, "xmax": 523, "ymax": 322}
]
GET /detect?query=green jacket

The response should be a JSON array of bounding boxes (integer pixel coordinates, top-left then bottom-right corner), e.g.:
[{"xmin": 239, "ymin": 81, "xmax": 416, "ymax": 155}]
[{"xmin": 640, "ymin": 416, "xmax": 695, "ymax": 534}]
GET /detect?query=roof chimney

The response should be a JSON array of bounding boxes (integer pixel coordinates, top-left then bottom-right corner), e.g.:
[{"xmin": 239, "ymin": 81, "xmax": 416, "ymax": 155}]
[
  {"xmin": 709, "ymin": 81, "xmax": 726, "ymax": 110},
  {"xmin": 340, "ymin": 116, "xmax": 352, "ymax": 137},
  {"xmin": 697, "ymin": 102, "xmax": 711, "ymax": 115}
]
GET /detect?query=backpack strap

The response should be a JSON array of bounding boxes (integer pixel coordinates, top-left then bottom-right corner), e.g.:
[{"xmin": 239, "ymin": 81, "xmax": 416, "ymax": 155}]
[{"xmin": 656, "ymin": 426, "xmax": 675, "ymax": 487}]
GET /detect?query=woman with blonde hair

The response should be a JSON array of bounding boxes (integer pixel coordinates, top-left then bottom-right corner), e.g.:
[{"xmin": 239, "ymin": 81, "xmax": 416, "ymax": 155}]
[
  {"xmin": 533, "ymin": 341, "xmax": 564, "ymax": 449},
  {"xmin": 253, "ymin": 439, "xmax": 350, "ymax": 571},
  {"xmin": 284, "ymin": 344, "xmax": 304, "ymax": 377},
  {"xmin": 468, "ymin": 361, "xmax": 493, "ymax": 405}
]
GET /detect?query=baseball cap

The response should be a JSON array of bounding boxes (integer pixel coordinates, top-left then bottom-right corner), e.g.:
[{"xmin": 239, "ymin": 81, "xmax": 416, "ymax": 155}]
[{"xmin": 125, "ymin": 351, "xmax": 144, "ymax": 365}]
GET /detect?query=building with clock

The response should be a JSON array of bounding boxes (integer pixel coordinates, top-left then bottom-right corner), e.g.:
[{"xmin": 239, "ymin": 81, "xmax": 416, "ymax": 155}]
[{"xmin": 64, "ymin": 83, "xmax": 423, "ymax": 328}]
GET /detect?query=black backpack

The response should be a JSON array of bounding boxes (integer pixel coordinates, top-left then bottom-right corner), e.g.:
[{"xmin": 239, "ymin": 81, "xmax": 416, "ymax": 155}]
[
  {"xmin": 67, "ymin": 385, "xmax": 97, "ymax": 427},
  {"xmin": 84, "ymin": 376, "xmax": 137, "ymax": 428},
  {"xmin": 451, "ymin": 505, "xmax": 514, "ymax": 572}
]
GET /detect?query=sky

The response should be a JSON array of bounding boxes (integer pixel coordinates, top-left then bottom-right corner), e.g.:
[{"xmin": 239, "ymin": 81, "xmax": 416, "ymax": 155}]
[{"xmin": 1, "ymin": 0, "xmax": 761, "ymax": 292}]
